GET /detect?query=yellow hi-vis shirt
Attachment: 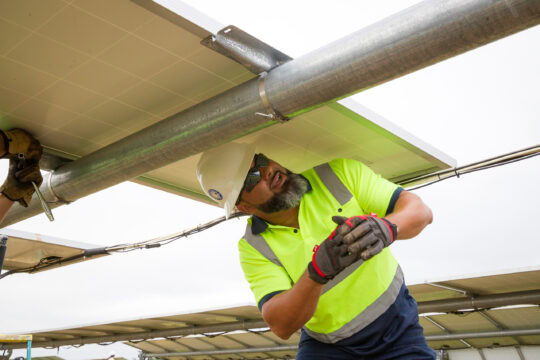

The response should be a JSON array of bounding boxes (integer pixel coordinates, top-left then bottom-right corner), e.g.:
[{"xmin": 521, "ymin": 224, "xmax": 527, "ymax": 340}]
[{"xmin": 238, "ymin": 158, "xmax": 404, "ymax": 343}]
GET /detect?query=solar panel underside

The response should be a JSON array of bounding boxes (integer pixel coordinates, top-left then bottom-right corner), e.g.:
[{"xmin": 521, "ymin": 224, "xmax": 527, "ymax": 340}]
[
  {"xmin": 0, "ymin": 0, "xmax": 454, "ymax": 207},
  {"xmin": 0, "ymin": 228, "xmax": 106, "ymax": 272}
]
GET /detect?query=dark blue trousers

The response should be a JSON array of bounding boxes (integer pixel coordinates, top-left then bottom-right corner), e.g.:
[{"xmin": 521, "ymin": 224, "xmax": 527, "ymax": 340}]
[{"xmin": 296, "ymin": 284, "xmax": 435, "ymax": 360}]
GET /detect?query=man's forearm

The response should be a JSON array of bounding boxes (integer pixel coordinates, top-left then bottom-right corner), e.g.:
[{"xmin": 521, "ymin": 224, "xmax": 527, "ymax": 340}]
[
  {"xmin": 385, "ymin": 191, "xmax": 432, "ymax": 240},
  {"xmin": 261, "ymin": 270, "xmax": 323, "ymax": 339}
]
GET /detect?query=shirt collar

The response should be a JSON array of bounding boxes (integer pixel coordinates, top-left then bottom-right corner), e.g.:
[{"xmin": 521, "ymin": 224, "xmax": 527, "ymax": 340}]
[{"xmin": 251, "ymin": 175, "xmax": 311, "ymax": 235}]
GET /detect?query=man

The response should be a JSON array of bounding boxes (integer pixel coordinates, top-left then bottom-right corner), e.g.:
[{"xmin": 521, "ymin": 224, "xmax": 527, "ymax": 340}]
[
  {"xmin": 0, "ymin": 129, "xmax": 43, "ymax": 224},
  {"xmin": 197, "ymin": 142, "xmax": 435, "ymax": 359}
]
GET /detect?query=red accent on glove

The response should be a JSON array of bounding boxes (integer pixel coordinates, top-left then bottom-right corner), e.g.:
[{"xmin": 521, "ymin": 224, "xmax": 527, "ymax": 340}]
[
  {"xmin": 344, "ymin": 215, "xmax": 368, "ymax": 228},
  {"xmin": 311, "ymin": 245, "xmax": 327, "ymax": 279},
  {"xmin": 329, "ymin": 228, "xmax": 337, "ymax": 240}
]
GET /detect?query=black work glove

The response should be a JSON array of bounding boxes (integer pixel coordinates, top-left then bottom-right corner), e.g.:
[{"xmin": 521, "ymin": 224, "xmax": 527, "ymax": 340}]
[
  {"xmin": 0, "ymin": 158, "xmax": 43, "ymax": 207},
  {"xmin": 1, "ymin": 128, "xmax": 42, "ymax": 162},
  {"xmin": 332, "ymin": 214, "xmax": 397, "ymax": 261},
  {"xmin": 307, "ymin": 230, "xmax": 359, "ymax": 284}
]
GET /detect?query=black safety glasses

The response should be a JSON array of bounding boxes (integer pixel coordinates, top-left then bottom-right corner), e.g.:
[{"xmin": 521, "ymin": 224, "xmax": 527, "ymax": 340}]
[{"xmin": 237, "ymin": 153, "xmax": 269, "ymax": 200}]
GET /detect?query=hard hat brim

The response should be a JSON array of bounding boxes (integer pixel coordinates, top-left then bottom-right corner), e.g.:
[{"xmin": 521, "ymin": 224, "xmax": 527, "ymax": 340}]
[{"xmin": 223, "ymin": 143, "xmax": 255, "ymax": 218}]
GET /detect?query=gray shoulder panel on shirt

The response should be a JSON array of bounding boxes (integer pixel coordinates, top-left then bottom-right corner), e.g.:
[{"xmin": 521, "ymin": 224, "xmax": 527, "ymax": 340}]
[
  {"xmin": 314, "ymin": 163, "xmax": 352, "ymax": 206},
  {"xmin": 243, "ymin": 223, "xmax": 283, "ymax": 267}
]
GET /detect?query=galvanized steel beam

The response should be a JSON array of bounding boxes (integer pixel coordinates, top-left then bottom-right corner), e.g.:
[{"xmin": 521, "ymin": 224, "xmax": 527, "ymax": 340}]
[{"xmin": 3, "ymin": 0, "xmax": 539, "ymax": 226}]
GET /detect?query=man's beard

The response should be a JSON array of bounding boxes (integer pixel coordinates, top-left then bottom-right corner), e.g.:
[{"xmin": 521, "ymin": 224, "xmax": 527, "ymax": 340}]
[{"xmin": 256, "ymin": 171, "xmax": 309, "ymax": 213}]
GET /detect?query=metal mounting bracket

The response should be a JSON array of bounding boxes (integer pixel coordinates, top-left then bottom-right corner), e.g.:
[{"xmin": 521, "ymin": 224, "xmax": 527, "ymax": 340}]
[{"xmin": 201, "ymin": 25, "xmax": 292, "ymax": 74}]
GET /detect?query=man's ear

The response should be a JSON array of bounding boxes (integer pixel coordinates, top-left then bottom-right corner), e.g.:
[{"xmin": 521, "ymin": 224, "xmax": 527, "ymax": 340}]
[{"xmin": 236, "ymin": 201, "xmax": 254, "ymax": 214}]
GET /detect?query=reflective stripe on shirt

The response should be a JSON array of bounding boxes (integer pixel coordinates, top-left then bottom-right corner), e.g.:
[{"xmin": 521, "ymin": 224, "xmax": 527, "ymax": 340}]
[
  {"xmin": 304, "ymin": 266, "xmax": 404, "ymax": 343},
  {"xmin": 243, "ymin": 224, "xmax": 283, "ymax": 267}
]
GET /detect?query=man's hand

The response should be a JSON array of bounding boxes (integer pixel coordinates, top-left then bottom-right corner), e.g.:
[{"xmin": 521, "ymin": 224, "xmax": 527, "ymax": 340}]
[
  {"xmin": 1, "ymin": 128, "xmax": 42, "ymax": 161},
  {"xmin": 0, "ymin": 158, "xmax": 43, "ymax": 207},
  {"xmin": 307, "ymin": 231, "xmax": 359, "ymax": 284},
  {"xmin": 332, "ymin": 214, "xmax": 398, "ymax": 260}
]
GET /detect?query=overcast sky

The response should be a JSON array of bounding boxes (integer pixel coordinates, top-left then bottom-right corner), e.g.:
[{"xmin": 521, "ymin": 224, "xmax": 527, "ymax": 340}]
[{"xmin": 3, "ymin": 0, "xmax": 539, "ymax": 359}]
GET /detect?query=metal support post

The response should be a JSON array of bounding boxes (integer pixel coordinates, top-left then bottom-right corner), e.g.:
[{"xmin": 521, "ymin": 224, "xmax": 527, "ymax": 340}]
[
  {"xmin": 0, "ymin": 335, "xmax": 32, "ymax": 359},
  {"xmin": 0, "ymin": 236, "xmax": 7, "ymax": 273},
  {"xmin": 477, "ymin": 347, "xmax": 487, "ymax": 360},
  {"xmin": 435, "ymin": 349, "xmax": 449, "ymax": 360},
  {"xmin": 515, "ymin": 345, "xmax": 526, "ymax": 360}
]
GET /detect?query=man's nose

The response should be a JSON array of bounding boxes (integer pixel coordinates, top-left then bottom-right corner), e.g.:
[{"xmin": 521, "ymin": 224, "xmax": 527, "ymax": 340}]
[{"xmin": 261, "ymin": 164, "xmax": 272, "ymax": 182}]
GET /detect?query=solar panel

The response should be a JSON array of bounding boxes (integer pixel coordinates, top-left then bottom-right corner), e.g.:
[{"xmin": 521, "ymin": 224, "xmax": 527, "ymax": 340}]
[
  {"xmin": 0, "ymin": 0, "xmax": 454, "ymax": 209},
  {"xmin": 0, "ymin": 228, "xmax": 106, "ymax": 273}
]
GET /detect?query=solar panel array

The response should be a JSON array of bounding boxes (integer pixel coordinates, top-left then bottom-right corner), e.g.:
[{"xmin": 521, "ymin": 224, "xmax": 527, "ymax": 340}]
[{"xmin": 7, "ymin": 268, "xmax": 537, "ymax": 358}]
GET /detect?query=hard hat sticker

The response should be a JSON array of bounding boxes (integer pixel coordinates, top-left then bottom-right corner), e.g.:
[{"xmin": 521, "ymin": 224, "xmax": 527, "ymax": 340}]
[{"xmin": 208, "ymin": 189, "xmax": 223, "ymax": 201}]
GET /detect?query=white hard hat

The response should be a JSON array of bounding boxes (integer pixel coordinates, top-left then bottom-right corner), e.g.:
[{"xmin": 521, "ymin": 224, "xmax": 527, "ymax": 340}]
[{"xmin": 197, "ymin": 142, "xmax": 255, "ymax": 218}]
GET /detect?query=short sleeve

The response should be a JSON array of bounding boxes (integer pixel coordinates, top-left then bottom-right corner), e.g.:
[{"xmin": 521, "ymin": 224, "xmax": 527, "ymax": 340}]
[
  {"xmin": 329, "ymin": 158, "xmax": 402, "ymax": 216},
  {"xmin": 238, "ymin": 238, "xmax": 293, "ymax": 306}
]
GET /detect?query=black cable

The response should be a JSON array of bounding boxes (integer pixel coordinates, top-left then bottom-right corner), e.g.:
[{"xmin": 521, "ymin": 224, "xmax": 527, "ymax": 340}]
[{"xmin": 107, "ymin": 212, "xmax": 247, "ymax": 253}]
